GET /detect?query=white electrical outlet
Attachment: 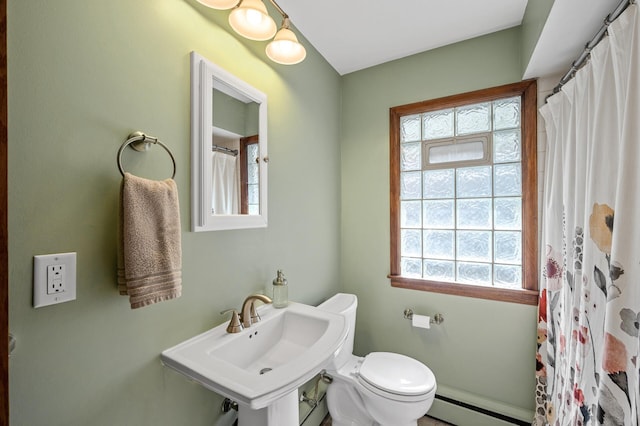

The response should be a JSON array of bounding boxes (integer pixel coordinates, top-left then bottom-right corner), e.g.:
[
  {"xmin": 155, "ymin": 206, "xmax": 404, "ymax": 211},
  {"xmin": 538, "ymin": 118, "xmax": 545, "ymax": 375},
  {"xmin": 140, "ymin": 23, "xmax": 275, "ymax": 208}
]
[
  {"xmin": 47, "ymin": 264, "xmax": 65, "ymax": 294},
  {"xmin": 34, "ymin": 252, "xmax": 77, "ymax": 308}
]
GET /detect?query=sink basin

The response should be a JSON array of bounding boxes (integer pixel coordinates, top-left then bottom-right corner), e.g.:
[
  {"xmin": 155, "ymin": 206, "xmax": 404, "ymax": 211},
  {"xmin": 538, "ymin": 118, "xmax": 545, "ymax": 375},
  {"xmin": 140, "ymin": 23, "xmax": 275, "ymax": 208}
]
[{"xmin": 161, "ymin": 301, "xmax": 347, "ymax": 410}]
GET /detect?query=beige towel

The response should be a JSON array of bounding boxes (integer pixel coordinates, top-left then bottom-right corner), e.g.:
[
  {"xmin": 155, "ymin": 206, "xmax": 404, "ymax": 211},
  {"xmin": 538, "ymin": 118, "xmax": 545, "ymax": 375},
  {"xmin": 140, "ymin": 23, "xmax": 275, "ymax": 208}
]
[{"xmin": 117, "ymin": 172, "xmax": 182, "ymax": 309}]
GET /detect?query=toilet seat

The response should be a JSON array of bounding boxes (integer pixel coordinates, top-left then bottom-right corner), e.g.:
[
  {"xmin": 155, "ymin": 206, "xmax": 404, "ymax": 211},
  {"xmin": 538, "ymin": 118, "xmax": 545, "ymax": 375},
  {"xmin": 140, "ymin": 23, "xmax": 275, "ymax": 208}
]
[{"xmin": 357, "ymin": 352, "xmax": 436, "ymax": 401}]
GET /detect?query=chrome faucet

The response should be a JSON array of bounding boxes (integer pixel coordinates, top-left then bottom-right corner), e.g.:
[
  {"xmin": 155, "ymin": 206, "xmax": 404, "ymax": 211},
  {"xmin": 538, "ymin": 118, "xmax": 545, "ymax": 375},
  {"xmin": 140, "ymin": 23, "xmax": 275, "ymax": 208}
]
[{"xmin": 240, "ymin": 294, "xmax": 272, "ymax": 328}]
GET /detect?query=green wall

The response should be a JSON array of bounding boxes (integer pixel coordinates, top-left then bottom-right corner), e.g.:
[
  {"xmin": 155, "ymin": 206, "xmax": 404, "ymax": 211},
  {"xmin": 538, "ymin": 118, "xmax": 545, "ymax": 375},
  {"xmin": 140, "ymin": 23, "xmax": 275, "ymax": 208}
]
[
  {"xmin": 212, "ymin": 90, "xmax": 259, "ymax": 137},
  {"xmin": 340, "ymin": 28, "xmax": 538, "ymax": 422},
  {"xmin": 9, "ymin": 1, "xmax": 543, "ymax": 424},
  {"xmin": 213, "ymin": 89, "xmax": 249, "ymax": 136},
  {"xmin": 8, "ymin": 1, "xmax": 341, "ymax": 425}
]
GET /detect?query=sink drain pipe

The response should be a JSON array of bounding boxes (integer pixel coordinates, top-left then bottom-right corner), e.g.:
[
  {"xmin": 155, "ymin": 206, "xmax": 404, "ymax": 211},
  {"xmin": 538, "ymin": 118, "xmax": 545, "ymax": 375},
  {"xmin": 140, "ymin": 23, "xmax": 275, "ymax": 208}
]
[
  {"xmin": 299, "ymin": 371, "xmax": 333, "ymax": 425},
  {"xmin": 221, "ymin": 398, "xmax": 238, "ymax": 413},
  {"xmin": 218, "ymin": 398, "xmax": 238, "ymax": 426},
  {"xmin": 300, "ymin": 370, "xmax": 333, "ymax": 408}
]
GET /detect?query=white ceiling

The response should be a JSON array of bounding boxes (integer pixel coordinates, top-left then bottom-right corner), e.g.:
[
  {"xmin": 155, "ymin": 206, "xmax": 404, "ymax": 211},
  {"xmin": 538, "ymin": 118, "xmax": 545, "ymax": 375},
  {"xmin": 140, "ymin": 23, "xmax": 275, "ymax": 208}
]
[{"xmin": 275, "ymin": 0, "xmax": 623, "ymax": 79}]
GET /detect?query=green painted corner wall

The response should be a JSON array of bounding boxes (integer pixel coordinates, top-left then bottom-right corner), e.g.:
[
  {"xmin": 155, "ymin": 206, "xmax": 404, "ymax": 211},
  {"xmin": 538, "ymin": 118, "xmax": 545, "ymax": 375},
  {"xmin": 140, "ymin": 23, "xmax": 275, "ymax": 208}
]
[
  {"xmin": 521, "ymin": 0, "xmax": 555, "ymax": 75},
  {"xmin": 340, "ymin": 27, "xmax": 538, "ymax": 421},
  {"xmin": 7, "ymin": 0, "xmax": 341, "ymax": 425}
]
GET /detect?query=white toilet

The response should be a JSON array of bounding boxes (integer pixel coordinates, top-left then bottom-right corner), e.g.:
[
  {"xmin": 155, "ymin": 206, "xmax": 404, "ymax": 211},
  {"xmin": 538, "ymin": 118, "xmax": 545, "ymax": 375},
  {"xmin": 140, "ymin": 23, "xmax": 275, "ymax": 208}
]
[{"xmin": 318, "ymin": 293, "xmax": 437, "ymax": 426}]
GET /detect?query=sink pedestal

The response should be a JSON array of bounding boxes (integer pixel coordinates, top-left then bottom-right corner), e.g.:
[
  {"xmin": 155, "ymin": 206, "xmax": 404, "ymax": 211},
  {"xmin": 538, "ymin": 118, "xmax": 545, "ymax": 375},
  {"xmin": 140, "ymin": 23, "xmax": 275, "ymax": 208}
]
[{"xmin": 237, "ymin": 390, "xmax": 298, "ymax": 426}]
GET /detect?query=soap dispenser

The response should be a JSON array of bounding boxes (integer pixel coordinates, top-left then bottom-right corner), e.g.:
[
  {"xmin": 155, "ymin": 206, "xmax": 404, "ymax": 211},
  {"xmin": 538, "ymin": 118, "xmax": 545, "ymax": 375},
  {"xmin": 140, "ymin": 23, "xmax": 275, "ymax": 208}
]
[{"xmin": 272, "ymin": 269, "xmax": 288, "ymax": 308}]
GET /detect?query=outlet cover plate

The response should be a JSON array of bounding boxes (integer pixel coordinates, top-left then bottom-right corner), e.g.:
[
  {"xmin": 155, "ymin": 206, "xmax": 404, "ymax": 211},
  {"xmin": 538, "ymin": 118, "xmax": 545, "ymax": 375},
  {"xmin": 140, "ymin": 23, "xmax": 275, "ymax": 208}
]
[{"xmin": 33, "ymin": 252, "xmax": 77, "ymax": 308}]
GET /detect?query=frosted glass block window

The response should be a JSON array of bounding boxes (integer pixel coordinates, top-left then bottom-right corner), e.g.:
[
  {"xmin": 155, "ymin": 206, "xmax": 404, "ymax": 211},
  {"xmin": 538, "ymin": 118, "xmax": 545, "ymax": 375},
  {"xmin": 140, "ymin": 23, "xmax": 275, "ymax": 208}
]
[
  {"xmin": 401, "ymin": 171, "xmax": 422, "ymax": 200},
  {"xmin": 424, "ymin": 230, "xmax": 454, "ymax": 260},
  {"xmin": 493, "ymin": 129, "xmax": 520, "ymax": 163},
  {"xmin": 401, "ymin": 142, "xmax": 422, "ymax": 171},
  {"xmin": 457, "ymin": 231, "xmax": 492, "ymax": 262},
  {"xmin": 401, "ymin": 114, "xmax": 421, "ymax": 142},
  {"xmin": 424, "ymin": 260, "xmax": 455, "ymax": 281},
  {"xmin": 401, "ymin": 229, "xmax": 422, "ymax": 257},
  {"xmin": 424, "ymin": 200, "xmax": 454, "ymax": 229},
  {"xmin": 456, "ymin": 166, "xmax": 492, "ymax": 198},
  {"xmin": 398, "ymin": 103, "xmax": 523, "ymax": 284},
  {"xmin": 401, "ymin": 258, "xmax": 423, "ymax": 278},
  {"xmin": 494, "ymin": 164, "xmax": 522, "ymax": 196},
  {"xmin": 247, "ymin": 143, "xmax": 259, "ymax": 161},
  {"xmin": 494, "ymin": 231, "xmax": 521, "ymax": 264},
  {"xmin": 423, "ymin": 109, "xmax": 454, "ymax": 140},
  {"xmin": 493, "ymin": 97, "xmax": 520, "ymax": 130},
  {"xmin": 392, "ymin": 83, "xmax": 536, "ymax": 299},
  {"xmin": 423, "ymin": 169, "xmax": 454, "ymax": 199},
  {"xmin": 248, "ymin": 163, "xmax": 259, "ymax": 184},
  {"xmin": 456, "ymin": 102, "xmax": 491, "ymax": 135},
  {"xmin": 248, "ymin": 204, "xmax": 259, "ymax": 215},
  {"xmin": 494, "ymin": 198, "xmax": 521, "ymax": 230},
  {"xmin": 494, "ymin": 265, "xmax": 522, "ymax": 288},
  {"xmin": 457, "ymin": 262, "xmax": 492, "ymax": 285},
  {"xmin": 457, "ymin": 199, "xmax": 492, "ymax": 229},
  {"xmin": 248, "ymin": 184, "xmax": 259, "ymax": 204},
  {"xmin": 246, "ymin": 143, "xmax": 260, "ymax": 214},
  {"xmin": 401, "ymin": 201, "xmax": 422, "ymax": 228}
]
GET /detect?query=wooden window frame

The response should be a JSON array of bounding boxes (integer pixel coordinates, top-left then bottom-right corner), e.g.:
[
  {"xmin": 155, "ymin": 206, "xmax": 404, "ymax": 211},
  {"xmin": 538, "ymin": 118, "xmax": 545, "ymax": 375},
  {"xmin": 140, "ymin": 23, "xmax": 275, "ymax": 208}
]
[{"xmin": 389, "ymin": 80, "xmax": 538, "ymax": 305}]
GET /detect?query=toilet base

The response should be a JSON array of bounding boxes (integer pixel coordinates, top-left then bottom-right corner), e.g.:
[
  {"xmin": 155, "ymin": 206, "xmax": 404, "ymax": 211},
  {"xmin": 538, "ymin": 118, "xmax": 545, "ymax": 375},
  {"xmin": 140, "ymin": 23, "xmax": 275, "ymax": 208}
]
[{"xmin": 325, "ymin": 356, "xmax": 433, "ymax": 426}]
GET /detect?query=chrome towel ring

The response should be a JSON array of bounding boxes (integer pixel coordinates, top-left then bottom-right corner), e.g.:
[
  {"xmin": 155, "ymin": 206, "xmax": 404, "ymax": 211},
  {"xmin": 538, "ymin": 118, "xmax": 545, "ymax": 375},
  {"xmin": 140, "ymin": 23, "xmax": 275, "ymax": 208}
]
[{"xmin": 117, "ymin": 131, "xmax": 177, "ymax": 179}]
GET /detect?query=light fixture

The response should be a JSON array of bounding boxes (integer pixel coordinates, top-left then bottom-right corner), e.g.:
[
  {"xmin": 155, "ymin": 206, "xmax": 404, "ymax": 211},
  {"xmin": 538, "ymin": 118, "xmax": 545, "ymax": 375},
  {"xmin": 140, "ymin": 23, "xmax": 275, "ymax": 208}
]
[
  {"xmin": 228, "ymin": 0, "xmax": 277, "ymax": 41},
  {"xmin": 197, "ymin": 0, "xmax": 306, "ymax": 65},
  {"xmin": 195, "ymin": 0, "xmax": 239, "ymax": 9},
  {"xmin": 266, "ymin": 18, "xmax": 306, "ymax": 65}
]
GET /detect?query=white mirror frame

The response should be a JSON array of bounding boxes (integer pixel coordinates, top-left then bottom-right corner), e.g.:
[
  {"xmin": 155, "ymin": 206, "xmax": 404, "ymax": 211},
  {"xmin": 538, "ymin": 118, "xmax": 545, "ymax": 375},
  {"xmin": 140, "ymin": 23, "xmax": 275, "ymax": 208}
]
[{"xmin": 190, "ymin": 51, "xmax": 268, "ymax": 232}]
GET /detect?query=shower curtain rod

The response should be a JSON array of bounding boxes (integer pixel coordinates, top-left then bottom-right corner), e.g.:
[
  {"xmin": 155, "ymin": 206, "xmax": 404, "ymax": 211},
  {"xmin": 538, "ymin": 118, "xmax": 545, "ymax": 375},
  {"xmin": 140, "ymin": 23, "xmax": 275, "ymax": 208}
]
[
  {"xmin": 548, "ymin": 0, "xmax": 634, "ymax": 100},
  {"xmin": 212, "ymin": 144, "xmax": 238, "ymax": 156}
]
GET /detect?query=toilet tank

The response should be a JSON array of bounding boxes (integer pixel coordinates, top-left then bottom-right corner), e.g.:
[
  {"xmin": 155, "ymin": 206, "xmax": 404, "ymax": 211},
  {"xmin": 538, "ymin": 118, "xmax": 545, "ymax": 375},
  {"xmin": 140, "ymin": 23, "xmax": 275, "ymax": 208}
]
[{"xmin": 318, "ymin": 293, "xmax": 357, "ymax": 369}]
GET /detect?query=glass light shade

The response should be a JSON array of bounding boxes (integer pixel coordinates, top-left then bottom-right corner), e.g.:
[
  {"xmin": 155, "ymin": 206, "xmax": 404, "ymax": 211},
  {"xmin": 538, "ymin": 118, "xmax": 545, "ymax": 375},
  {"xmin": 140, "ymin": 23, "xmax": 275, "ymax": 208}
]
[
  {"xmin": 266, "ymin": 28, "xmax": 306, "ymax": 65},
  {"xmin": 196, "ymin": 0, "xmax": 239, "ymax": 9},
  {"xmin": 228, "ymin": 0, "xmax": 277, "ymax": 41}
]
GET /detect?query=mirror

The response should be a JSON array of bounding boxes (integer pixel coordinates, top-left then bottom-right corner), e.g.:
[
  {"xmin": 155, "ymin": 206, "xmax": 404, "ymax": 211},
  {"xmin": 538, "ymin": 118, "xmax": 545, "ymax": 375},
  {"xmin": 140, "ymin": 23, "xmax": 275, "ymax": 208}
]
[{"xmin": 190, "ymin": 51, "xmax": 268, "ymax": 231}]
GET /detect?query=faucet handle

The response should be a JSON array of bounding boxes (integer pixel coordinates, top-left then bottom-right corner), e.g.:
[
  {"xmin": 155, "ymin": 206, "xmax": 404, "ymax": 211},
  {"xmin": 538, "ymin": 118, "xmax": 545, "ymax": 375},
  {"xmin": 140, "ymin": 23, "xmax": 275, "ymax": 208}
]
[{"xmin": 220, "ymin": 309, "xmax": 244, "ymax": 334}]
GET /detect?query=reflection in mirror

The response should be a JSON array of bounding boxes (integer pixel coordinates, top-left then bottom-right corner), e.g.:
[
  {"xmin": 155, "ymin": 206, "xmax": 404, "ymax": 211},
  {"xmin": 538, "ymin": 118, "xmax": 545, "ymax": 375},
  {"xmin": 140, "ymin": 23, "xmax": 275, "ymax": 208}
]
[
  {"xmin": 211, "ymin": 127, "xmax": 240, "ymax": 215},
  {"xmin": 211, "ymin": 86, "xmax": 260, "ymax": 216},
  {"xmin": 241, "ymin": 135, "xmax": 260, "ymax": 215},
  {"xmin": 191, "ymin": 51, "xmax": 268, "ymax": 231},
  {"xmin": 210, "ymin": 128, "xmax": 260, "ymax": 215}
]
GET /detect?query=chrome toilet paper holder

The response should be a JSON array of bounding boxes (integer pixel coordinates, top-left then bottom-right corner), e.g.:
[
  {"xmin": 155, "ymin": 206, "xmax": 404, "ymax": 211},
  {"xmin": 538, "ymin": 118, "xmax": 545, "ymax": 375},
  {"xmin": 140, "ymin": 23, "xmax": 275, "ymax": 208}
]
[{"xmin": 403, "ymin": 309, "xmax": 444, "ymax": 325}]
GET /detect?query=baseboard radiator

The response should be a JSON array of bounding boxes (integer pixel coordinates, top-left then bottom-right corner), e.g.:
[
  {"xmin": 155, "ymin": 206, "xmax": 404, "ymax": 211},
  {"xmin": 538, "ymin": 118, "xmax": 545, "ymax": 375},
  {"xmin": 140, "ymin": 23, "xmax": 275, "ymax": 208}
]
[{"xmin": 431, "ymin": 394, "xmax": 532, "ymax": 426}]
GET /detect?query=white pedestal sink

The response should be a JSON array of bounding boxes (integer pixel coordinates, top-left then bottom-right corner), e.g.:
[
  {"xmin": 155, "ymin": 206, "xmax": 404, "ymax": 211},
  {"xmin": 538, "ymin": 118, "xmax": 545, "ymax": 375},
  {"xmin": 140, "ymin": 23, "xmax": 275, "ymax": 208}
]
[{"xmin": 161, "ymin": 301, "xmax": 347, "ymax": 426}]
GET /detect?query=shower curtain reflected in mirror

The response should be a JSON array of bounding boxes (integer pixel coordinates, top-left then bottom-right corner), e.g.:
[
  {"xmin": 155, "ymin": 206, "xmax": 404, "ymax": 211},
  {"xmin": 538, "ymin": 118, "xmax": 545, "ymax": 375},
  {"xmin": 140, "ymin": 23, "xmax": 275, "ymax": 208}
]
[
  {"xmin": 211, "ymin": 151, "xmax": 239, "ymax": 215},
  {"xmin": 535, "ymin": 4, "xmax": 640, "ymax": 425}
]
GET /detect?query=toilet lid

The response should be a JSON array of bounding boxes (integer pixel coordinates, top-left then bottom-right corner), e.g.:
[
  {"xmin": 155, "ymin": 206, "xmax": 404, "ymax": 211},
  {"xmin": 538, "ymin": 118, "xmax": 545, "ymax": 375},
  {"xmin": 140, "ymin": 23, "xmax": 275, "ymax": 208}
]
[{"xmin": 358, "ymin": 352, "xmax": 435, "ymax": 396}]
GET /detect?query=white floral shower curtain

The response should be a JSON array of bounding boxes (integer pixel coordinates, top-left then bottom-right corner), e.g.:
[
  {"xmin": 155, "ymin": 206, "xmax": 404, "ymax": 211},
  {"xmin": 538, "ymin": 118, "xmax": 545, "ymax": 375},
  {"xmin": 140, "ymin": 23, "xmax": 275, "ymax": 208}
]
[{"xmin": 535, "ymin": 4, "xmax": 640, "ymax": 425}]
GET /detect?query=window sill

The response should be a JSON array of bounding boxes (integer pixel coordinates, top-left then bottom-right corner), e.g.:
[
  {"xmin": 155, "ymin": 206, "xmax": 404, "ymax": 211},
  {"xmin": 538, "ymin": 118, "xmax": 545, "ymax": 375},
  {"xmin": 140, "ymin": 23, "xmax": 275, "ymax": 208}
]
[{"xmin": 389, "ymin": 275, "xmax": 539, "ymax": 305}]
